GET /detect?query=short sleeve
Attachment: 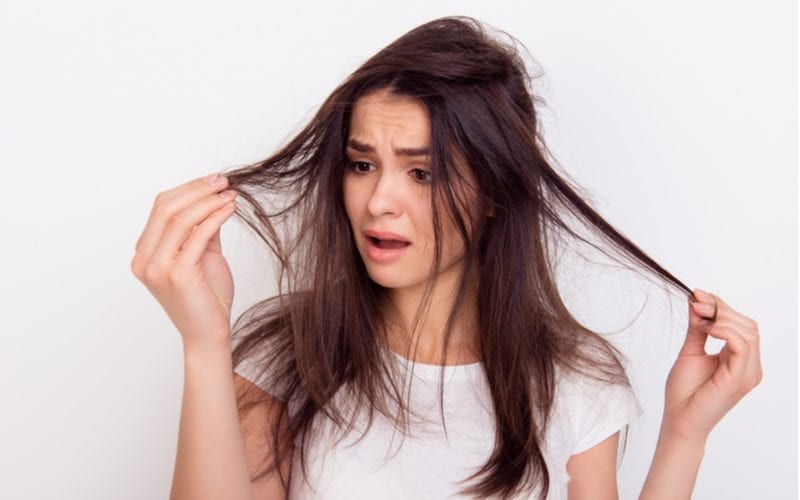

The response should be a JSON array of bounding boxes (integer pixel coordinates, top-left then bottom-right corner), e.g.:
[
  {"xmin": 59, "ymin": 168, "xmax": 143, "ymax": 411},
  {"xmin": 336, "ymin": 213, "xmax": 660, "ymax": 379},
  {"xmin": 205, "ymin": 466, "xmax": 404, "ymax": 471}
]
[{"xmin": 566, "ymin": 374, "xmax": 643, "ymax": 457}]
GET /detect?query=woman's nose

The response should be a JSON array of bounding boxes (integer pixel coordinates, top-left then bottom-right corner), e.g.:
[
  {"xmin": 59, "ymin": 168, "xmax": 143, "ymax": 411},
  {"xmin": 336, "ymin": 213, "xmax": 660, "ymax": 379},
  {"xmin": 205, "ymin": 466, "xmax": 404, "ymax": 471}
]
[{"xmin": 366, "ymin": 170, "xmax": 402, "ymax": 218}]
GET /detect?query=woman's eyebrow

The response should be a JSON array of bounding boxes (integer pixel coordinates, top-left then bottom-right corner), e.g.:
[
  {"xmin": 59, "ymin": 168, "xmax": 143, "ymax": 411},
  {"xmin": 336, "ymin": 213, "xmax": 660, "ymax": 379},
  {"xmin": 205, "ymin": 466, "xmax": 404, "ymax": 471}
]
[{"xmin": 347, "ymin": 138, "xmax": 430, "ymax": 157}]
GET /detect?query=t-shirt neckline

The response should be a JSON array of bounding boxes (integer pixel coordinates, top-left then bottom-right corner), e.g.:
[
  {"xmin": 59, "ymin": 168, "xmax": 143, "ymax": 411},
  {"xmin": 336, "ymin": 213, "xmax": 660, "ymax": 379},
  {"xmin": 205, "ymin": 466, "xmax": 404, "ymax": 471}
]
[{"xmin": 384, "ymin": 344, "xmax": 484, "ymax": 373}]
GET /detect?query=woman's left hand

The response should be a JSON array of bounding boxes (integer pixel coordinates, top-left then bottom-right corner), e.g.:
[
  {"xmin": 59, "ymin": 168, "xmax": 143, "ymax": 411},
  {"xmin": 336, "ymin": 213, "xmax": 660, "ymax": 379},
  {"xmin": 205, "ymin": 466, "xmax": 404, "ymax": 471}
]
[{"xmin": 661, "ymin": 289, "xmax": 763, "ymax": 444}]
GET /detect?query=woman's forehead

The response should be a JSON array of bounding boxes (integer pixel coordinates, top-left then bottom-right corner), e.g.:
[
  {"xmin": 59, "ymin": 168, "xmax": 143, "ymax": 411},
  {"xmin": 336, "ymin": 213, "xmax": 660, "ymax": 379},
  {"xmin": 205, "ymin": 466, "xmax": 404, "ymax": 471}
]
[{"xmin": 348, "ymin": 90, "xmax": 430, "ymax": 147}]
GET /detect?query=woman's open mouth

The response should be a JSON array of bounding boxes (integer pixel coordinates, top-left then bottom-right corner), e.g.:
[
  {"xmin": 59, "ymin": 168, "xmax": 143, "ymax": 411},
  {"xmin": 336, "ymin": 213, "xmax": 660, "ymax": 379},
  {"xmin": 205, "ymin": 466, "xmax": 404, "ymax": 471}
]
[{"xmin": 364, "ymin": 236, "xmax": 411, "ymax": 263}]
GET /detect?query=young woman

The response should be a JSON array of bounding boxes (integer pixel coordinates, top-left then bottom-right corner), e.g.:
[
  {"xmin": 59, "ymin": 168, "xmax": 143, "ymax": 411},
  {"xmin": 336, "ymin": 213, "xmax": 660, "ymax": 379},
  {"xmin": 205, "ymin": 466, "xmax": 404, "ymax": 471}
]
[{"xmin": 131, "ymin": 16, "xmax": 762, "ymax": 500}]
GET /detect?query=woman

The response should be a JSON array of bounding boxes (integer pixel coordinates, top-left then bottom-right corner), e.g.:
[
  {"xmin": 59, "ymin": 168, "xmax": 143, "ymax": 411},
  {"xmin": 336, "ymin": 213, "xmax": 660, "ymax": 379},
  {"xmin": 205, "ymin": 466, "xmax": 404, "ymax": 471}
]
[{"xmin": 131, "ymin": 16, "xmax": 762, "ymax": 499}]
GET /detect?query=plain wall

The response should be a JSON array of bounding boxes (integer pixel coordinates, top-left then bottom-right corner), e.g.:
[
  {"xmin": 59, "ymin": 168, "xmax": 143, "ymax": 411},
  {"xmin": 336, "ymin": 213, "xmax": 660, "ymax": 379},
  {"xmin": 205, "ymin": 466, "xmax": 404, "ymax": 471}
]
[{"xmin": 0, "ymin": 1, "xmax": 795, "ymax": 498}]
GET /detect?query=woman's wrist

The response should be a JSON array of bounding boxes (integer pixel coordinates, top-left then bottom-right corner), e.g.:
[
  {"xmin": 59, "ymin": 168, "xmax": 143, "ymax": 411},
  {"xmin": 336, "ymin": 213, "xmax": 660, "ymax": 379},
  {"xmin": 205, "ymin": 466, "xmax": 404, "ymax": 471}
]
[
  {"xmin": 658, "ymin": 422, "xmax": 708, "ymax": 450},
  {"xmin": 182, "ymin": 334, "xmax": 234, "ymax": 364},
  {"xmin": 655, "ymin": 426, "xmax": 707, "ymax": 464},
  {"xmin": 658, "ymin": 410, "xmax": 712, "ymax": 448}
]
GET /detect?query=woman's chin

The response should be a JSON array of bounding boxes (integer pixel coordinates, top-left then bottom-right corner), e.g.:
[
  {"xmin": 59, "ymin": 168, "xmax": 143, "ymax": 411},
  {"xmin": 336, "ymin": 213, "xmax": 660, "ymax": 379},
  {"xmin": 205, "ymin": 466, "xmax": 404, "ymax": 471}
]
[
  {"xmin": 368, "ymin": 275, "xmax": 412, "ymax": 290},
  {"xmin": 365, "ymin": 269, "xmax": 419, "ymax": 291}
]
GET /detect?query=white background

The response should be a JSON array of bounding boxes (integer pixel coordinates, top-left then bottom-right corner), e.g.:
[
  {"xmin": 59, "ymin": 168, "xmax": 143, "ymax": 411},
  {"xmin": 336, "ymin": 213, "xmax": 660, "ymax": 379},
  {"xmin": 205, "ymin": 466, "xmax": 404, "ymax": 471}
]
[{"xmin": 0, "ymin": 1, "xmax": 796, "ymax": 499}]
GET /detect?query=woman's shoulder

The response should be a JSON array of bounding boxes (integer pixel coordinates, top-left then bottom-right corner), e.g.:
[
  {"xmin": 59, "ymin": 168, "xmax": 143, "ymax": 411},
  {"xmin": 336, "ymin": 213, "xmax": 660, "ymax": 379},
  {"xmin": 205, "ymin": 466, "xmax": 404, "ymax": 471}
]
[
  {"xmin": 231, "ymin": 295, "xmax": 301, "ymax": 400},
  {"xmin": 549, "ymin": 363, "xmax": 643, "ymax": 455},
  {"xmin": 553, "ymin": 362, "xmax": 637, "ymax": 409}
]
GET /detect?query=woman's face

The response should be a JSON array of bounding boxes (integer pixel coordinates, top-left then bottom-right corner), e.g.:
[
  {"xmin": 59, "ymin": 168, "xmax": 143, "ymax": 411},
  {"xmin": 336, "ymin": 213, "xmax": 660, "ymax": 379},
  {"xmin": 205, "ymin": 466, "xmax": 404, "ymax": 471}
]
[{"xmin": 342, "ymin": 89, "xmax": 476, "ymax": 294}]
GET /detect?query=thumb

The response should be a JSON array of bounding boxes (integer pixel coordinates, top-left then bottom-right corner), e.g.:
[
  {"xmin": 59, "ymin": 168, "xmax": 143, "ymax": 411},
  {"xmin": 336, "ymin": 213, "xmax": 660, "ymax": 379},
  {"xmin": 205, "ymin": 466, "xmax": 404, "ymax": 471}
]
[
  {"xmin": 207, "ymin": 228, "xmax": 222, "ymax": 254},
  {"xmin": 679, "ymin": 289, "xmax": 717, "ymax": 356}
]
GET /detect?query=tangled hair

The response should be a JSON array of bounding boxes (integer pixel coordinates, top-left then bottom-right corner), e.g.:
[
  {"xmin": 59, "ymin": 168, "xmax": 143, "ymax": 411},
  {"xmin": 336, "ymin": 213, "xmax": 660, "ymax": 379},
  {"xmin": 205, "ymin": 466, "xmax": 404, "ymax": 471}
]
[{"xmin": 225, "ymin": 16, "xmax": 691, "ymax": 499}]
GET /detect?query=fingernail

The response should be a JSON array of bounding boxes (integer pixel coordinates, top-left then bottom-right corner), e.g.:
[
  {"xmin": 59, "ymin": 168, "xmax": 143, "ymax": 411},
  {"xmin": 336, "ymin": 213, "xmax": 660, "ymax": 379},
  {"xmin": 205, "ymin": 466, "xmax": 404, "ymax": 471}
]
[
  {"xmin": 694, "ymin": 289, "xmax": 712, "ymax": 301},
  {"xmin": 693, "ymin": 302, "xmax": 714, "ymax": 313},
  {"xmin": 205, "ymin": 172, "xmax": 228, "ymax": 187}
]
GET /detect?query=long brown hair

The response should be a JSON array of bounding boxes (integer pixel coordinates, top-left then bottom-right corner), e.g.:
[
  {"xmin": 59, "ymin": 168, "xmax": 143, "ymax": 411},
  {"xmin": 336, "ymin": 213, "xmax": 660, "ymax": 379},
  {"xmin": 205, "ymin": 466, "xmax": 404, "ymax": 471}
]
[{"xmin": 226, "ymin": 16, "xmax": 691, "ymax": 499}]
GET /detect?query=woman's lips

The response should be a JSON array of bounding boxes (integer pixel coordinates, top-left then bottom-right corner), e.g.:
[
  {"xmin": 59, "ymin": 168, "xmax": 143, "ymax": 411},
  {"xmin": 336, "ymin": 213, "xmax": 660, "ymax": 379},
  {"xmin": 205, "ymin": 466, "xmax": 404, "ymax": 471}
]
[
  {"xmin": 364, "ymin": 235, "xmax": 411, "ymax": 263},
  {"xmin": 363, "ymin": 229, "xmax": 410, "ymax": 243}
]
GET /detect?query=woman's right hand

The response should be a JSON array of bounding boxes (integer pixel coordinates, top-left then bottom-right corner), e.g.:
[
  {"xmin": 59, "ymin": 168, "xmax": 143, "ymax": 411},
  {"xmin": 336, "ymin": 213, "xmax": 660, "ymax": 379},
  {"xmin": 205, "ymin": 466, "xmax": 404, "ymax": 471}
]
[{"xmin": 131, "ymin": 173, "xmax": 239, "ymax": 351}]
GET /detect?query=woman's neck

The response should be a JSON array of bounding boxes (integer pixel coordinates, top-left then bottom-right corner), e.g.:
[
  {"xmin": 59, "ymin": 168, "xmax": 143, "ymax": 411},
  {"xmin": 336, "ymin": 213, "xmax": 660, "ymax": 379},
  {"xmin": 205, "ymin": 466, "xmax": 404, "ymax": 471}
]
[{"xmin": 383, "ymin": 269, "xmax": 481, "ymax": 366}]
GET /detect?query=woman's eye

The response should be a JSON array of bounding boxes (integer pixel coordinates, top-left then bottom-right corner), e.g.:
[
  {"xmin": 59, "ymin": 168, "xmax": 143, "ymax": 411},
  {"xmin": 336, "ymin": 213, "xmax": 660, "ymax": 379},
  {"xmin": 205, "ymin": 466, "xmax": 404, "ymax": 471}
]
[
  {"xmin": 411, "ymin": 168, "xmax": 432, "ymax": 183},
  {"xmin": 349, "ymin": 161, "xmax": 373, "ymax": 173}
]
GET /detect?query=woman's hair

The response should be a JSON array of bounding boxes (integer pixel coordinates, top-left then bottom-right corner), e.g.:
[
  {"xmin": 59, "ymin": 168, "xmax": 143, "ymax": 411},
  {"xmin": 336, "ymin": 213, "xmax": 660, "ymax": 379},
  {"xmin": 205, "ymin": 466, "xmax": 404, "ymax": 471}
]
[{"xmin": 225, "ymin": 16, "xmax": 691, "ymax": 499}]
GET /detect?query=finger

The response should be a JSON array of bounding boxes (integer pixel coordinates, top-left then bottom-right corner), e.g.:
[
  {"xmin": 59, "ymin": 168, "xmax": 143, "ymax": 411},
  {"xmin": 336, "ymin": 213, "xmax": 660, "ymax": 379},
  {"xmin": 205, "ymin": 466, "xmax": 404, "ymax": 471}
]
[
  {"xmin": 708, "ymin": 293, "xmax": 759, "ymax": 334},
  {"xmin": 136, "ymin": 173, "xmax": 223, "ymax": 251},
  {"xmin": 135, "ymin": 174, "xmax": 229, "ymax": 260},
  {"xmin": 695, "ymin": 291, "xmax": 760, "ymax": 343},
  {"xmin": 714, "ymin": 314, "xmax": 762, "ymax": 384},
  {"xmin": 177, "ymin": 201, "xmax": 238, "ymax": 265},
  {"xmin": 695, "ymin": 290, "xmax": 745, "ymax": 323},
  {"xmin": 206, "ymin": 190, "xmax": 232, "ymax": 255},
  {"xmin": 706, "ymin": 324, "xmax": 749, "ymax": 379},
  {"xmin": 681, "ymin": 296, "xmax": 711, "ymax": 356},
  {"xmin": 708, "ymin": 314, "xmax": 760, "ymax": 344},
  {"xmin": 207, "ymin": 226, "xmax": 223, "ymax": 254},
  {"xmin": 689, "ymin": 292, "xmax": 757, "ymax": 338},
  {"xmin": 690, "ymin": 300, "xmax": 717, "ymax": 321},
  {"xmin": 149, "ymin": 189, "xmax": 238, "ymax": 265},
  {"xmin": 712, "ymin": 325, "xmax": 762, "ymax": 394},
  {"xmin": 696, "ymin": 291, "xmax": 763, "ymax": 389},
  {"xmin": 691, "ymin": 288, "xmax": 718, "ymax": 321}
]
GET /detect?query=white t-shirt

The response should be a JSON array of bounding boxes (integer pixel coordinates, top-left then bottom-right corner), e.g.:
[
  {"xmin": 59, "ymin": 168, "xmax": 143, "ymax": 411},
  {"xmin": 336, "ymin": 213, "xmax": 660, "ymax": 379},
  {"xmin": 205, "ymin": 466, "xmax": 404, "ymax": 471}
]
[{"xmin": 234, "ymin": 344, "xmax": 642, "ymax": 499}]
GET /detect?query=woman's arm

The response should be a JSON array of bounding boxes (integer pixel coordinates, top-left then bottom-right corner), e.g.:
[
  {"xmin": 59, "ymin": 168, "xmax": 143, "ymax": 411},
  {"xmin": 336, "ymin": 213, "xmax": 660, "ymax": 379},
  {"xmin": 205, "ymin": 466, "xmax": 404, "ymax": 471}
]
[
  {"xmin": 639, "ymin": 426, "xmax": 705, "ymax": 499},
  {"xmin": 566, "ymin": 432, "xmax": 621, "ymax": 500},
  {"xmin": 639, "ymin": 289, "xmax": 762, "ymax": 499},
  {"xmin": 170, "ymin": 343, "xmax": 255, "ymax": 500},
  {"xmin": 170, "ymin": 344, "xmax": 290, "ymax": 500},
  {"xmin": 235, "ymin": 373, "xmax": 293, "ymax": 500},
  {"xmin": 131, "ymin": 173, "xmax": 268, "ymax": 499}
]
